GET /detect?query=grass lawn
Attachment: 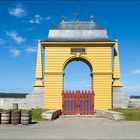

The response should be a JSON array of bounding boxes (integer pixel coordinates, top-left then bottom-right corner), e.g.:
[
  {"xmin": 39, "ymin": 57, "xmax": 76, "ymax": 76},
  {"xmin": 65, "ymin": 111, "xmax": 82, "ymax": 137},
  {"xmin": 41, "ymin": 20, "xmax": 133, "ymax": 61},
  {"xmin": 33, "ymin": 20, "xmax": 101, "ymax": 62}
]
[
  {"xmin": 0, "ymin": 108, "xmax": 47, "ymax": 121},
  {"xmin": 31, "ymin": 108, "xmax": 48, "ymax": 121},
  {"xmin": 111, "ymin": 108, "xmax": 140, "ymax": 121}
]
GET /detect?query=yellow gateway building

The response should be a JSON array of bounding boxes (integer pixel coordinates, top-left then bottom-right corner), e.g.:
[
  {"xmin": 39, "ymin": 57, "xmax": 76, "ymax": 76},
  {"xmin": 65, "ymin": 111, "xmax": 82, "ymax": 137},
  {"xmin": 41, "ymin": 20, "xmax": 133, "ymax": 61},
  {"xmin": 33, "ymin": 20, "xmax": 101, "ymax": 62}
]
[{"xmin": 33, "ymin": 16, "xmax": 124, "ymax": 114}]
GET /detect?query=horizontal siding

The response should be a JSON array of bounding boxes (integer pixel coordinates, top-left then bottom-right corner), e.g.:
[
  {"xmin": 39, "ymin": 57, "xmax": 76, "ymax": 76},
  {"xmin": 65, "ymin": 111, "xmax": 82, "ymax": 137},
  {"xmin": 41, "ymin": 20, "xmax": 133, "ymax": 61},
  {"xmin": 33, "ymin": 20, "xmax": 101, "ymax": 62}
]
[
  {"xmin": 94, "ymin": 73, "xmax": 112, "ymax": 109},
  {"xmin": 44, "ymin": 46, "xmax": 112, "ymax": 72},
  {"xmin": 44, "ymin": 74, "xmax": 62, "ymax": 109},
  {"xmin": 43, "ymin": 45, "xmax": 113, "ymax": 110}
]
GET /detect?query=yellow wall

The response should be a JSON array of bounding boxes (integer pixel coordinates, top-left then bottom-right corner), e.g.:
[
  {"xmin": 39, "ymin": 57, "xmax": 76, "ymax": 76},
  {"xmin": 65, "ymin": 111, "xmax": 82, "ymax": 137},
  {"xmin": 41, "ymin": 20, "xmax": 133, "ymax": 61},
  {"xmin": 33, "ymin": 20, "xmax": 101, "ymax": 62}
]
[{"xmin": 42, "ymin": 42, "xmax": 115, "ymax": 110}]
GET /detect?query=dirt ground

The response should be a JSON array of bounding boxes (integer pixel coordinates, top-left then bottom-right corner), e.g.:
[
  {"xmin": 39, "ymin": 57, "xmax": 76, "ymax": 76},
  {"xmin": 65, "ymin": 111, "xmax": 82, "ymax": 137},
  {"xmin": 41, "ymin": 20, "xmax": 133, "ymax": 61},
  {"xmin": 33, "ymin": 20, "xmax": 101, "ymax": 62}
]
[{"xmin": 0, "ymin": 116, "xmax": 140, "ymax": 139}]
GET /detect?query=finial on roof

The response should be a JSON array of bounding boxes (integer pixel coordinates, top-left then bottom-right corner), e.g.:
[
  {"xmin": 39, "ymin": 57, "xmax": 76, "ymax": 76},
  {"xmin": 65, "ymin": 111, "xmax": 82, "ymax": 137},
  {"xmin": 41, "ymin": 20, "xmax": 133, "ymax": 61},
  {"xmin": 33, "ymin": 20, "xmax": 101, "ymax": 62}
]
[
  {"xmin": 61, "ymin": 16, "xmax": 65, "ymax": 23},
  {"xmin": 73, "ymin": 13, "xmax": 79, "ymax": 22},
  {"xmin": 90, "ymin": 15, "xmax": 94, "ymax": 22},
  {"xmin": 115, "ymin": 36, "xmax": 118, "ymax": 42},
  {"xmin": 38, "ymin": 37, "xmax": 41, "ymax": 42}
]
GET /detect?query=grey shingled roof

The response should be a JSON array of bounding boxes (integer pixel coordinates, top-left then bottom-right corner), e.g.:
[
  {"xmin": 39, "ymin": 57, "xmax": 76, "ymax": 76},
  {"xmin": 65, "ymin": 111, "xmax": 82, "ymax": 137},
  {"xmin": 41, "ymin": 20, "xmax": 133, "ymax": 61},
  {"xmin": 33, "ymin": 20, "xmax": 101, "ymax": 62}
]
[{"xmin": 48, "ymin": 21, "xmax": 111, "ymax": 42}]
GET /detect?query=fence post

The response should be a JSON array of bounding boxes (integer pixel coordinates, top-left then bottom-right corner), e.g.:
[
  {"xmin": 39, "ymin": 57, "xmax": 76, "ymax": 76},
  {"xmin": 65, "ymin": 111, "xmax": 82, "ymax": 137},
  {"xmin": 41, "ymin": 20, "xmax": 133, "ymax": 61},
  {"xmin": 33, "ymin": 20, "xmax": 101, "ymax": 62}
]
[
  {"xmin": 76, "ymin": 90, "xmax": 80, "ymax": 114},
  {"xmin": 82, "ymin": 90, "xmax": 84, "ymax": 115},
  {"xmin": 62, "ymin": 90, "xmax": 64, "ymax": 114},
  {"xmin": 92, "ymin": 90, "xmax": 94, "ymax": 113},
  {"xmin": 71, "ymin": 90, "xmax": 74, "ymax": 114},
  {"xmin": 88, "ymin": 90, "xmax": 90, "ymax": 114},
  {"xmin": 66, "ymin": 90, "xmax": 68, "ymax": 114}
]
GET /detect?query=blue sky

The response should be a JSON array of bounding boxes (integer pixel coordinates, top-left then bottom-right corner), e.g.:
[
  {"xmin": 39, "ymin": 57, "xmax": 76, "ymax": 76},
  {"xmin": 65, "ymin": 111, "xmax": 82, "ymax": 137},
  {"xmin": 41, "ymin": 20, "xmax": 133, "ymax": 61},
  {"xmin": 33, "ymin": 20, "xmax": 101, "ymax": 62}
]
[{"xmin": 0, "ymin": 0, "xmax": 140, "ymax": 95}]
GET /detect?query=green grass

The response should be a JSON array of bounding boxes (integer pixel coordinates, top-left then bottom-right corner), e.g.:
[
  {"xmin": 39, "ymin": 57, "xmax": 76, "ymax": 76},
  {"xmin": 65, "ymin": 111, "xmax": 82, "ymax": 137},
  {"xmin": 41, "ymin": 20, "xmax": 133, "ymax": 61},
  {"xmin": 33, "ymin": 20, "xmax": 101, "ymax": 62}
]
[
  {"xmin": 1, "ymin": 108, "xmax": 47, "ymax": 121},
  {"xmin": 31, "ymin": 108, "xmax": 48, "ymax": 121},
  {"xmin": 111, "ymin": 108, "xmax": 140, "ymax": 121}
]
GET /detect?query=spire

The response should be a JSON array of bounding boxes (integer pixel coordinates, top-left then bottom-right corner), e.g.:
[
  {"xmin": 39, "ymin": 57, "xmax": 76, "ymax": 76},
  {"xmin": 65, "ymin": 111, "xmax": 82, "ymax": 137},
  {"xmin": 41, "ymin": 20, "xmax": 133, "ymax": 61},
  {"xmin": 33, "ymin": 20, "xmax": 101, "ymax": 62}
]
[
  {"xmin": 90, "ymin": 15, "xmax": 94, "ymax": 22},
  {"xmin": 73, "ymin": 13, "xmax": 79, "ymax": 22},
  {"xmin": 61, "ymin": 16, "xmax": 65, "ymax": 23},
  {"xmin": 34, "ymin": 38, "xmax": 44, "ymax": 87},
  {"xmin": 112, "ymin": 38, "xmax": 122, "ymax": 87}
]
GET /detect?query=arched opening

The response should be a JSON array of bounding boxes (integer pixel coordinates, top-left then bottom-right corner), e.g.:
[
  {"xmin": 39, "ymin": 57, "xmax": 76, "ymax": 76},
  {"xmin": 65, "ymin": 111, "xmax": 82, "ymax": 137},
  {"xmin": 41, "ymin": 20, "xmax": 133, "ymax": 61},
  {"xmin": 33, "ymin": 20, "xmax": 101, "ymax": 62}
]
[
  {"xmin": 63, "ymin": 58, "xmax": 93, "ymax": 91},
  {"xmin": 62, "ymin": 57, "xmax": 94, "ymax": 115}
]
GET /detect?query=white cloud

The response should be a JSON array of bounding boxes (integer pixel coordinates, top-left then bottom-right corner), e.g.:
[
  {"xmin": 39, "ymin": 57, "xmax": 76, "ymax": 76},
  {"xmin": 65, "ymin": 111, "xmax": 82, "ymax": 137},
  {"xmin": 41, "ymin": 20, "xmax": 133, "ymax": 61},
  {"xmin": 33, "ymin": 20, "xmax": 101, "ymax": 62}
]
[
  {"xmin": 27, "ymin": 28, "xmax": 35, "ymax": 31},
  {"xmin": 10, "ymin": 48, "xmax": 21, "ymax": 57},
  {"xmin": 123, "ymin": 69, "xmax": 140, "ymax": 77},
  {"xmin": 8, "ymin": 4, "xmax": 27, "ymax": 17},
  {"xmin": 46, "ymin": 15, "xmax": 51, "ymax": 20},
  {"xmin": 25, "ymin": 47, "xmax": 36, "ymax": 53},
  {"xmin": 132, "ymin": 69, "xmax": 140, "ymax": 74},
  {"xmin": 123, "ymin": 84, "xmax": 140, "ymax": 96},
  {"xmin": 29, "ymin": 15, "xmax": 43, "ymax": 24},
  {"xmin": 6, "ymin": 31, "xmax": 25, "ymax": 44},
  {"xmin": 0, "ymin": 38, "xmax": 6, "ymax": 45},
  {"xmin": 29, "ymin": 15, "xmax": 51, "ymax": 24}
]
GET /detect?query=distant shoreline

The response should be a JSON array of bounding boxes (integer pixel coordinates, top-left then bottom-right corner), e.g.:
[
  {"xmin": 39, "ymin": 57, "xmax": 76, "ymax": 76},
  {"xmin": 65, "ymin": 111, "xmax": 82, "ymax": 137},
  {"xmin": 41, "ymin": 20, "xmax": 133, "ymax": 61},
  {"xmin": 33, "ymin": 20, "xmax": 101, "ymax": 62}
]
[{"xmin": 0, "ymin": 92, "xmax": 28, "ymax": 98}]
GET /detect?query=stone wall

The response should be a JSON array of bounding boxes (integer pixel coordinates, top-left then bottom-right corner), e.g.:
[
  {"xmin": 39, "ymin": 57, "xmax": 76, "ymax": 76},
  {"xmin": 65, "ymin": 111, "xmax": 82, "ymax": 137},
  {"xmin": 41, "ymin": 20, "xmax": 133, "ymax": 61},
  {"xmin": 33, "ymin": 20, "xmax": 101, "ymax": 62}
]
[
  {"xmin": 0, "ymin": 87, "xmax": 44, "ymax": 110},
  {"xmin": 129, "ymin": 99, "xmax": 140, "ymax": 108},
  {"xmin": 113, "ymin": 87, "xmax": 140, "ymax": 109},
  {"xmin": 0, "ymin": 98, "xmax": 27, "ymax": 109}
]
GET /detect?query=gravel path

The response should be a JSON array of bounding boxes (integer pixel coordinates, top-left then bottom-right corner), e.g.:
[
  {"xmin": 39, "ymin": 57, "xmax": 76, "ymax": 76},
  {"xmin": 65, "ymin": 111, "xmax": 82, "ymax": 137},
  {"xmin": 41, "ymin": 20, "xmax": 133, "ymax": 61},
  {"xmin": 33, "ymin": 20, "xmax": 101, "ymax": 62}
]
[{"xmin": 0, "ymin": 116, "xmax": 140, "ymax": 139}]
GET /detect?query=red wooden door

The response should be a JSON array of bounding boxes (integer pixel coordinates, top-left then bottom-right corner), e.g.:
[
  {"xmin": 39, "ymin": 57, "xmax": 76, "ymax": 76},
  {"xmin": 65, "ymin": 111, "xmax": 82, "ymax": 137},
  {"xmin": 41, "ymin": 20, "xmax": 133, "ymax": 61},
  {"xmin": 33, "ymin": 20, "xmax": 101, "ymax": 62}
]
[{"xmin": 62, "ymin": 90, "xmax": 94, "ymax": 115}]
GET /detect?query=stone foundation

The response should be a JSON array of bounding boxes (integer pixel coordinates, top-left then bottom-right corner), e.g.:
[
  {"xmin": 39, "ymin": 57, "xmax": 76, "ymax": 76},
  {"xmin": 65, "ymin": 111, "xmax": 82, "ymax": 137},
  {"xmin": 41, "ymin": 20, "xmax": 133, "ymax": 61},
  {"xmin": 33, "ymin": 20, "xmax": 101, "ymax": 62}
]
[
  {"xmin": 26, "ymin": 87, "xmax": 44, "ymax": 109},
  {"xmin": 95, "ymin": 110, "xmax": 125, "ymax": 120},
  {"xmin": 113, "ymin": 87, "xmax": 130, "ymax": 108}
]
